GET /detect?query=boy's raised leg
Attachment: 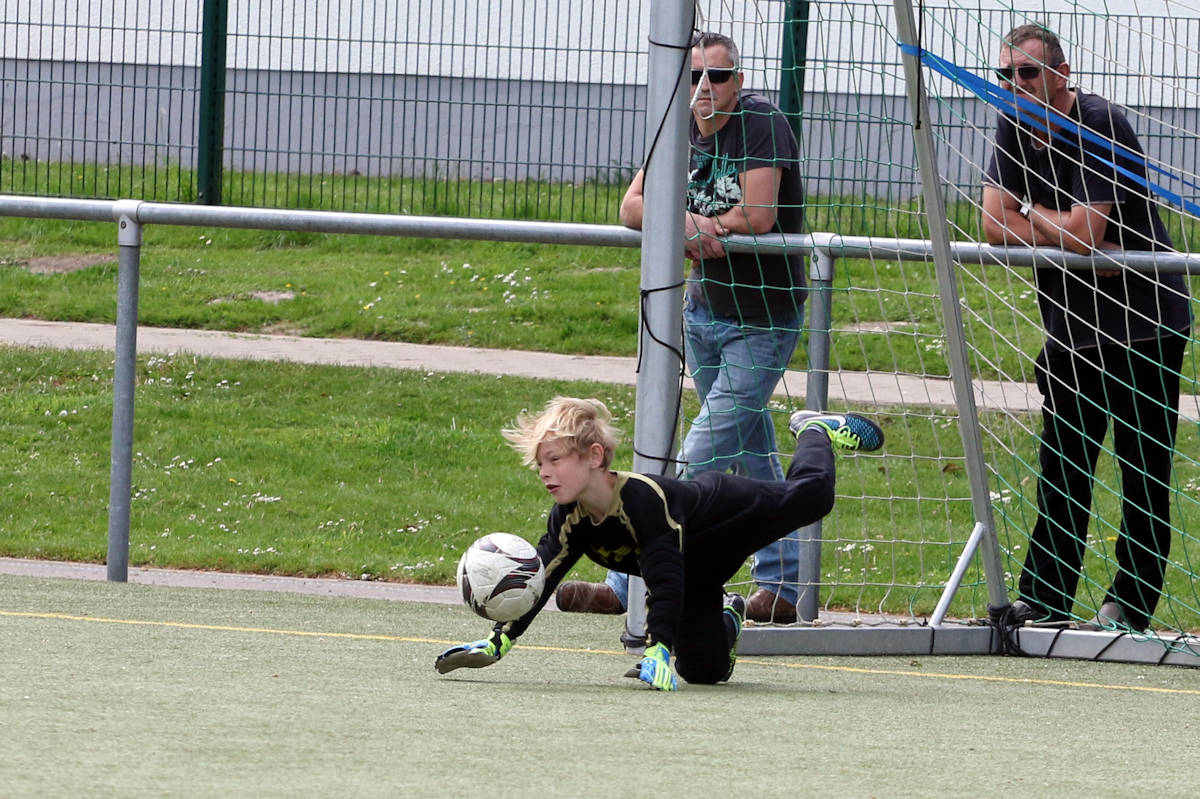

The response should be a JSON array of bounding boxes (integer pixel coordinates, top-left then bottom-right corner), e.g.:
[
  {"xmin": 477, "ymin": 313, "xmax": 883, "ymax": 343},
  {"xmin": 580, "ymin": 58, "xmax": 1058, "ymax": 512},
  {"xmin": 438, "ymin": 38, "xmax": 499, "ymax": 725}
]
[{"xmin": 789, "ymin": 410, "xmax": 884, "ymax": 452}]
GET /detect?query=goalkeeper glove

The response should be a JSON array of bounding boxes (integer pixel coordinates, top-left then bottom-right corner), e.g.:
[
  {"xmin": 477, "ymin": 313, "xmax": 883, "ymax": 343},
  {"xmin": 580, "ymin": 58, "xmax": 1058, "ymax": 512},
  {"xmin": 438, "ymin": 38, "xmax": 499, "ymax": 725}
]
[
  {"xmin": 626, "ymin": 642, "xmax": 677, "ymax": 691},
  {"xmin": 434, "ymin": 630, "xmax": 512, "ymax": 674}
]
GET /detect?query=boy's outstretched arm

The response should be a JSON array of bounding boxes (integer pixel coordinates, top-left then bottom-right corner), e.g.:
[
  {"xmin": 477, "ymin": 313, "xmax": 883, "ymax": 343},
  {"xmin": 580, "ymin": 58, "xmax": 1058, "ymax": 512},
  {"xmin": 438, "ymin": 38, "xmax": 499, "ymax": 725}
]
[{"xmin": 435, "ymin": 630, "xmax": 513, "ymax": 674}]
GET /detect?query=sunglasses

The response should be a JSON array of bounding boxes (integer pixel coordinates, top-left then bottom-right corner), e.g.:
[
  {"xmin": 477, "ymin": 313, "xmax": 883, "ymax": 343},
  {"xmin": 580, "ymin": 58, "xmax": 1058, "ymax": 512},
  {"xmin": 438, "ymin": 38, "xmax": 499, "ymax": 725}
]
[
  {"xmin": 994, "ymin": 64, "xmax": 1055, "ymax": 82},
  {"xmin": 690, "ymin": 68, "xmax": 737, "ymax": 85}
]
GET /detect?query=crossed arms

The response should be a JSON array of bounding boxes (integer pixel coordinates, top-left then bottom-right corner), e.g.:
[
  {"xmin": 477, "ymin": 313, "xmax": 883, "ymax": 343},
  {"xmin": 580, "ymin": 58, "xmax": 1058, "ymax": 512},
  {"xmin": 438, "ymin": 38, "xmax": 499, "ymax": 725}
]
[{"xmin": 981, "ymin": 184, "xmax": 1116, "ymax": 256}]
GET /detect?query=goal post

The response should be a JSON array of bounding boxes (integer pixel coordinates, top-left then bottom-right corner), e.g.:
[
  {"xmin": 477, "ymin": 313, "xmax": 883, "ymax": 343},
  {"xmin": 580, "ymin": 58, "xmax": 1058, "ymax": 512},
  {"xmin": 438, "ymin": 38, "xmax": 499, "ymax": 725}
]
[
  {"xmin": 890, "ymin": 0, "xmax": 1009, "ymax": 622},
  {"xmin": 659, "ymin": 0, "xmax": 1200, "ymax": 666},
  {"xmin": 623, "ymin": 0, "xmax": 693, "ymax": 655}
]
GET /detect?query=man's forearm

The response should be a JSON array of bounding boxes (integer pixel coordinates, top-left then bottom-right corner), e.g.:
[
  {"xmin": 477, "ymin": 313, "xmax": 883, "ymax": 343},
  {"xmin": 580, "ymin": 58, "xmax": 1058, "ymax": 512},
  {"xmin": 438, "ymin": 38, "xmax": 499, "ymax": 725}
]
[
  {"xmin": 713, "ymin": 204, "xmax": 776, "ymax": 236},
  {"xmin": 619, "ymin": 196, "xmax": 644, "ymax": 229},
  {"xmin": 1029, "ymin": 203, "xmax": 1111, "ymax": 254},
  {"xmin": 987, "ymin": 203, "xmax": 1071, "ymax": 248},
  {"xmin": 618, "ymin": 170, "xmax": 647, "ymax": 230},
  {"xmin": 985, "ymin": 212, "xmax": 1039, "ymax": 246},
  {"xmin": 1028, "ymin": 203, "xmax": 1071, "ymax": 245}
]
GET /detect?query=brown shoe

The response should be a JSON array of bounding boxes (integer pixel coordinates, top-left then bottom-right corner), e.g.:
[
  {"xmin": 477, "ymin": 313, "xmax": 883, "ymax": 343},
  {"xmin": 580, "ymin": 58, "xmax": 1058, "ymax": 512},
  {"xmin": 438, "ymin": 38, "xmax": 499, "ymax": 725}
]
[
  {"xmin": 745, "ymin": 589, "xmax": 798, "ymax": 624},
  {"xmin": 555, "ymin": 581, "xmax": 624, "ymax": 614}
]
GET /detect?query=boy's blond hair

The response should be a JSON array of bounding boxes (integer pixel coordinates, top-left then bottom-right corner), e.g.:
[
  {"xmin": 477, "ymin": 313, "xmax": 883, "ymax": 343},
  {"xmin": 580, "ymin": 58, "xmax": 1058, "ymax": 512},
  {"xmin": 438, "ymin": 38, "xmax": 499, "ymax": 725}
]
[{"xmin": 502, "ymin": 396, "xmax": 620, "ymax": 469}]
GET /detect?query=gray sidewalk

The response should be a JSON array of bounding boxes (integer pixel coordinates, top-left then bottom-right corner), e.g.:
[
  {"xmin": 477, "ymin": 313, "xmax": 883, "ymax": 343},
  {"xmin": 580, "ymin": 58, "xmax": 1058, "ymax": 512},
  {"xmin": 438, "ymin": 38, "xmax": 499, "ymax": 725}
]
[
  {"xmin": 1, "ymin": 316, "xmax": 1046, "ymax": 413},
  {"xmin": 5, "ymin": 316, "xmax": 1200, "ymax": 418}
]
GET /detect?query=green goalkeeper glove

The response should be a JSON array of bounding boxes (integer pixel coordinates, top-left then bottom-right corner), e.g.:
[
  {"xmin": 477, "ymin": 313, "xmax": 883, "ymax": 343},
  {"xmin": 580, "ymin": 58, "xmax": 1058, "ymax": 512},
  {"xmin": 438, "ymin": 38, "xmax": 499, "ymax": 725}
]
[
  {"xmin": 434, "ymin": 631, "xmax": 512, "ymax": 674},
  {"xmin": 626, "ymin": 642, "xmax": 677, "ymax": 691}
]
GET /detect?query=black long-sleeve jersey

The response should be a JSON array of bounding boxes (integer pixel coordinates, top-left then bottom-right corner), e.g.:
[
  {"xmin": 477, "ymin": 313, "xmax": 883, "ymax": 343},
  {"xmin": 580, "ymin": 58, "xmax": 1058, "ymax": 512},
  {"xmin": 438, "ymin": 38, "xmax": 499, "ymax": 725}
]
[
  {"xmin": 495, "ymin": 471, "xmax": 693, "ymax": 650},
  {"xmin": 489, "ymin": 431, "xmax": 837, "ymax": 654}
]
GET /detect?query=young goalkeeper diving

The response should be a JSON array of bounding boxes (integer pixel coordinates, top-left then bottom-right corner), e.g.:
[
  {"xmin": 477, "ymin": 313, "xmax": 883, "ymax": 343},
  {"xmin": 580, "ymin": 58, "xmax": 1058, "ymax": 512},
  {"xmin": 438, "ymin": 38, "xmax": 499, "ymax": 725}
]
[{"xmin": 434, "ymin": 396, "xmax": 883, "ymax": 690}]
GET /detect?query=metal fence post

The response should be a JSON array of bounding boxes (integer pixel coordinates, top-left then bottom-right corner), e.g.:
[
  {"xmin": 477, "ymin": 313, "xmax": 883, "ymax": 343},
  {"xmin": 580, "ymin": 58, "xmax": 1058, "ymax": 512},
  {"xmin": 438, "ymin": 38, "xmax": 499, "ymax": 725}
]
[
  {"xmin": 197, "ymin": 0, "xmax": 229, "ymax": 205},
  {"xmin": 107, "ymin": 200, "xmax": 143, "ymax": 582},
  {"xmin": 779, "ymin": 0, "xmax": 810, "ymax": 238}
]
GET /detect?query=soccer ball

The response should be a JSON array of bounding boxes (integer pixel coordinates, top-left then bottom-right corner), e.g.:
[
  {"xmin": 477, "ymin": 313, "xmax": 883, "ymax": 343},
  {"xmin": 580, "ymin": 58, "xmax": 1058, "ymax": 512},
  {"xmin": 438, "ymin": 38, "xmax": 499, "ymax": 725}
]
[{"xmin": 456, "ymin": 532, "xmax": 546, "ymax": 622}]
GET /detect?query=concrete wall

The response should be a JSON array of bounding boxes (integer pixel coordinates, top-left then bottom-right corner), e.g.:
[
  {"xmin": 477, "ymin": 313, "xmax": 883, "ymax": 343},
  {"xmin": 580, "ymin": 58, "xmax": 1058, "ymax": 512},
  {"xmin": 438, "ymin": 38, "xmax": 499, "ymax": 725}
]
[{"xmin": 6, "ymin": 58, "xmax": 1198, "ymax": 207}]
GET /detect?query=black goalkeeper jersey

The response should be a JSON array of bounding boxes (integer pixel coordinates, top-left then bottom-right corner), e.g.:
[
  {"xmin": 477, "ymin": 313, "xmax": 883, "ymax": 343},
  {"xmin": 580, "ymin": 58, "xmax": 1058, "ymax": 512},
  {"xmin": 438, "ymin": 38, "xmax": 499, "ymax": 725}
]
[
  {"xmin": 497, "ymin": 471, "xmax": 704, "ymax": 650},
  {"xmin": 490, "ymin": 429, "xmax": 839, "ymax": 665},
  {"xmin": 488, "ymin": 429, "xmax": 839, "ymax": 683}
]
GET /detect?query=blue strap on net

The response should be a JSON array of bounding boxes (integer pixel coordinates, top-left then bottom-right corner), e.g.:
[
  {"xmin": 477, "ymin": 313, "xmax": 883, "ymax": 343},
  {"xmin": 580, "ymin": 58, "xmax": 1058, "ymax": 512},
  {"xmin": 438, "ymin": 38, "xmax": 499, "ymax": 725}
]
[{"xmin": 897, "ymin": 41, "xmax": 1200, "ymax": 218}]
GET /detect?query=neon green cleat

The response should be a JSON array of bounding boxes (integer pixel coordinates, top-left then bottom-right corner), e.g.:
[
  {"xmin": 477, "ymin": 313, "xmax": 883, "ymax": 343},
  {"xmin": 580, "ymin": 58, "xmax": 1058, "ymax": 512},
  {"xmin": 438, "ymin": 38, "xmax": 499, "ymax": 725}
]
[
  {"xmin": 789, "ymin": 410, "xmax": 884, "ymax": 452},
  {"xmin": 722, "ymin": 592, "xmax": 746, "ymax": 682}
]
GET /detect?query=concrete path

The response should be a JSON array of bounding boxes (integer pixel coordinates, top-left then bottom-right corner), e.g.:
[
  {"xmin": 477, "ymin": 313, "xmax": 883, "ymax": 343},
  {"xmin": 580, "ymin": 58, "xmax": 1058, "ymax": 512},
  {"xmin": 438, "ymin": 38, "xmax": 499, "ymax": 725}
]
[
  {"xmin": 1, "ymin": 316, "xmax": 1040, "ymax": 412},
  {"xmin": 5, "ymin": 316, "xmax": 1199, "ymax": 418}
]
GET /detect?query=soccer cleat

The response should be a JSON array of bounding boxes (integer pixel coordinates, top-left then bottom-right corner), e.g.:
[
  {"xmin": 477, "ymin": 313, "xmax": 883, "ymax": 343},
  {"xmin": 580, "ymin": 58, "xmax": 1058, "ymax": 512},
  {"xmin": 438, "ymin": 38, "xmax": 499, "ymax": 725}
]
[
  {"xmin": 722, "ymin": 593, "xmax": 746, "ymax": 682},
  {"xmin": 789, "ymin": 410, "xmax": 884, "ymax": 452}
]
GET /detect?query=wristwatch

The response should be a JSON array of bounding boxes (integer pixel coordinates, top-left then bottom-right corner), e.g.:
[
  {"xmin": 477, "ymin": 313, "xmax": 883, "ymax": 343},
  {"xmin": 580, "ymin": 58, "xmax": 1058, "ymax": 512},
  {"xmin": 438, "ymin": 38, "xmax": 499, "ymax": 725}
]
[{"xmin": 1019, "ymin": 198, "xmax": 1033, "ymax": 218}]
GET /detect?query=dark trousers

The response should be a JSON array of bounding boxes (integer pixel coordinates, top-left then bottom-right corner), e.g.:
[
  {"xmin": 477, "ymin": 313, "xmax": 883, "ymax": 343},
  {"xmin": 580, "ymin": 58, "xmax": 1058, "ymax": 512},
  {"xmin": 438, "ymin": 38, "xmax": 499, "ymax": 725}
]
[
  {"xmin": 1019, "ymin": 335, "xmax": 1185, "ymax": 629},
  {"xmin": 673, "ymin": 429, "xmax": 836, "ymax": 684}
]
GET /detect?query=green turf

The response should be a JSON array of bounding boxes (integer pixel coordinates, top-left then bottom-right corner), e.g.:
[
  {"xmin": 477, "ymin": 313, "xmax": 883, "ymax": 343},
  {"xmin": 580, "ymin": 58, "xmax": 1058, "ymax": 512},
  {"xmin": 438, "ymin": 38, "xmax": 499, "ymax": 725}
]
[{"xmin": 1, "ymin": 573, "xmax": 1197, "ymax": 798}]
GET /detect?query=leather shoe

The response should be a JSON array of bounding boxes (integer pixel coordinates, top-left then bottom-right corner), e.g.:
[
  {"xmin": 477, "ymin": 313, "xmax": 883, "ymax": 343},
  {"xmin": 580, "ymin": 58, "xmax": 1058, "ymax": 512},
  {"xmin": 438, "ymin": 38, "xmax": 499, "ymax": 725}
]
[
  {"xmin": 1008, "ymin": 599, "xmax": 1042, "ymax": 625},
  {"xmin": 555, "ymin": 581, "xmax": 624, "ymax": 614},
  {"xmin": 745, "ymin": 589, "xmax": 798, "ymax": 624},
  {"xmin": 1080, "ymin": 601, "xmax": 1128, "ymax": 631}
]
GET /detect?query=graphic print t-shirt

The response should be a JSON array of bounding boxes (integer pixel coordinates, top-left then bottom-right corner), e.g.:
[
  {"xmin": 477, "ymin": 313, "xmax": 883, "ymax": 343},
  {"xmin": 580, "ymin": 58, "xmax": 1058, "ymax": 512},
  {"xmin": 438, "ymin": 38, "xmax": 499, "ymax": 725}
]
[{"xmin": 686, "ymin": 93, "xmax": 806, "ymax": 322}]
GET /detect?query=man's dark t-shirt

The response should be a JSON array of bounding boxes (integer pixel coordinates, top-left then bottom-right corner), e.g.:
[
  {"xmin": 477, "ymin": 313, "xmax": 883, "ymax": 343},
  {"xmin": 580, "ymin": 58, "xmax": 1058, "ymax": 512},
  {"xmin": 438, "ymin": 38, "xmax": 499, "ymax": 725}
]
[
  {"xmin": 984, "ymin": 90, "xmax": 1190, "ymax": 350},
  {"xmin": 687, "ymin": 93, "xmax": 807, "ymax": 322}
]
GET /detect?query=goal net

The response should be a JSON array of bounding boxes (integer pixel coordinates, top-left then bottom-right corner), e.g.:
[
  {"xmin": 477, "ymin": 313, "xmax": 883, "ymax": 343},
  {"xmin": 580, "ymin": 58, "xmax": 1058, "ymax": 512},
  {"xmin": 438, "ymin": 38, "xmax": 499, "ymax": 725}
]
[{"xmin": 677, "ymin": 0, "xmax": 1200, "ymax": 657}]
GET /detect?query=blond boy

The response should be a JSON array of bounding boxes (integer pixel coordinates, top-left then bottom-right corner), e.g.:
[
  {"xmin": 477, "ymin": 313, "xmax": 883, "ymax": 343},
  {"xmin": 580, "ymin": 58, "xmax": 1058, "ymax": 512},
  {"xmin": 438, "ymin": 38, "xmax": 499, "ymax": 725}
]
[{"xmin": 435, "ymin": 397, "xmax": 882, "ymax": 690}]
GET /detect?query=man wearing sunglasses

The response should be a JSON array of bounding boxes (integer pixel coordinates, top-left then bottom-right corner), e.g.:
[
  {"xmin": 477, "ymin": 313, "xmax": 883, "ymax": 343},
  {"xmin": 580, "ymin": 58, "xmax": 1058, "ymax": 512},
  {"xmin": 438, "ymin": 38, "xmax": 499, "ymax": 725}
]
[
  {"xmin": 981, "ymin": 24, "xmax": 1190, "ymax": 632},
  {"xmin": 554, "ymin": 31, "xmax": 807, "ymax": 624}
]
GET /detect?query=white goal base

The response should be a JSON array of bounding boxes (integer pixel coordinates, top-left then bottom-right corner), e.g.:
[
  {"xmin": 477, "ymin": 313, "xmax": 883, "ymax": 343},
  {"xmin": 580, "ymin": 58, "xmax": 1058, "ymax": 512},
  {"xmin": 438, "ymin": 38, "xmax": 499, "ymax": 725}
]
[{"xmin": 740, "ymin": 625, "xmax": 1200, "ymax": 668}]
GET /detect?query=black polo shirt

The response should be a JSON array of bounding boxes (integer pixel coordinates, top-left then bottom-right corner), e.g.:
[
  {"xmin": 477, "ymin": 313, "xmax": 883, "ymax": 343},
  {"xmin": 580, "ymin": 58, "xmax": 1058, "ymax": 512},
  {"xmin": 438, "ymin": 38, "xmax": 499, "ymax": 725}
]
[{"xmin": 984, "ymin": 91, "xmax": 1190, "ymax": 350}]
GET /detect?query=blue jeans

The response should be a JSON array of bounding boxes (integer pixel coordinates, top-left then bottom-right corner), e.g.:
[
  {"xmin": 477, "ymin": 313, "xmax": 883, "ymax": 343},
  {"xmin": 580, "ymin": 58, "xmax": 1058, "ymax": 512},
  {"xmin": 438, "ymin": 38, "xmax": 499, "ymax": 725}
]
[{"xmin": 606, "ymin": 296, "xmax": 804, "ymax": 607}]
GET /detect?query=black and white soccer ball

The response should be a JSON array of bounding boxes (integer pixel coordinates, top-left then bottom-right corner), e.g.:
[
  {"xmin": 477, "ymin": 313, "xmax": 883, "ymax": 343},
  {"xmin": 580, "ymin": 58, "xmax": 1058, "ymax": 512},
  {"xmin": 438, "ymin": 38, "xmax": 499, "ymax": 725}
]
[{"xmin": 456, "ymin": 533, "xmax": 546, "ymax": 622}]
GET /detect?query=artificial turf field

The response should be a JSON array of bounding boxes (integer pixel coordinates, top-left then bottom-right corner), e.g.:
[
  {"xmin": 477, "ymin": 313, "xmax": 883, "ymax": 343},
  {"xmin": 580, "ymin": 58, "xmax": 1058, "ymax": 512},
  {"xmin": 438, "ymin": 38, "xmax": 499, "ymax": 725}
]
[{"xmin": 2, "ymin": 573, "xmax": 1198, "ymax": 798}]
